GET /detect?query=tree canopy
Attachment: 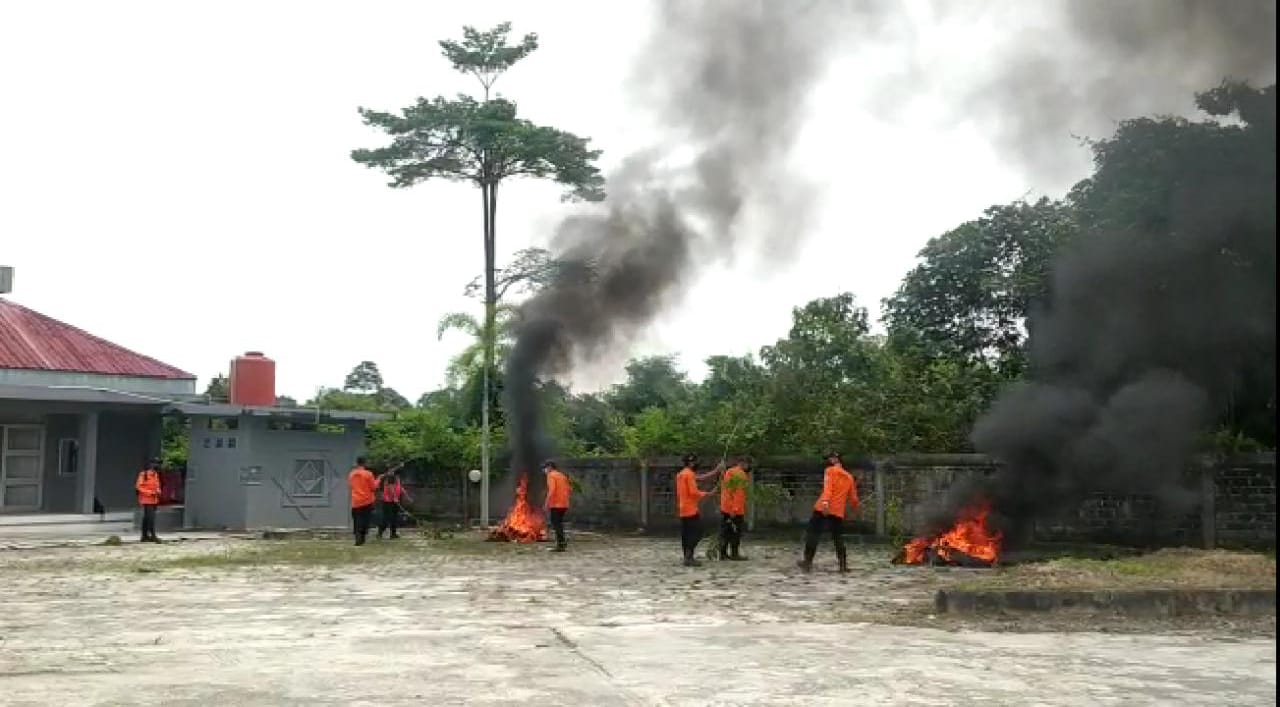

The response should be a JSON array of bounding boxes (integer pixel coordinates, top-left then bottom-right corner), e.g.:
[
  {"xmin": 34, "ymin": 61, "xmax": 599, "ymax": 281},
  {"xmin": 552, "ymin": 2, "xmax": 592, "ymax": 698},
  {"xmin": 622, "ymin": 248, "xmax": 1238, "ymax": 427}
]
[{"xmin": 323, "ymin": 81, "xmax": 1277, "ymax": 477}]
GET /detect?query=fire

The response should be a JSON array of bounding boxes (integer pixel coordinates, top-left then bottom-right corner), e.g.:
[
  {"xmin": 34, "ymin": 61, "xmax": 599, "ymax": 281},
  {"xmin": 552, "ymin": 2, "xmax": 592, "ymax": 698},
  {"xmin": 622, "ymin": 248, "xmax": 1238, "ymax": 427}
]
[
  {"xmin": 898, "ymin": 501, "xmax": 1002, "ymax": 566},
  {"xmin": 488, "ymin": 474, "xmax": 546, "ymax": 543}
]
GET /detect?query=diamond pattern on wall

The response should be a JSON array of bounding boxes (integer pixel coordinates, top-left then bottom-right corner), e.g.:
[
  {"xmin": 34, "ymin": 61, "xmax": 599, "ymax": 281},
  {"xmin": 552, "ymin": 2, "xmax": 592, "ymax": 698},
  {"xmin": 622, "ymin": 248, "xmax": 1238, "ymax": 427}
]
[{"xmin": 291, "ymin": 459, "xmax": 327, "ymax": 497}]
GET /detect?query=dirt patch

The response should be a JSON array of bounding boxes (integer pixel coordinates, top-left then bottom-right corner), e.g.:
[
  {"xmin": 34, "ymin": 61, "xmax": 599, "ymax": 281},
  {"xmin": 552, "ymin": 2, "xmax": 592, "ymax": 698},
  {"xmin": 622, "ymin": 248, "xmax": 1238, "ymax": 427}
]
[{"xmin": 953, "ymin": 548, "xmax": 1277, "ymax": 591}]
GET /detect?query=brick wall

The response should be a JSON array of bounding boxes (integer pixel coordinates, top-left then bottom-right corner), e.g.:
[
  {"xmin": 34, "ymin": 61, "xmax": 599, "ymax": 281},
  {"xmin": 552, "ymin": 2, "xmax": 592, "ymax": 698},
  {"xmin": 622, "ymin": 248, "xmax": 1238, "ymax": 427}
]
[{"xmin": 409, "ymin": 452, "xmax": 1275, "ymax": 549}]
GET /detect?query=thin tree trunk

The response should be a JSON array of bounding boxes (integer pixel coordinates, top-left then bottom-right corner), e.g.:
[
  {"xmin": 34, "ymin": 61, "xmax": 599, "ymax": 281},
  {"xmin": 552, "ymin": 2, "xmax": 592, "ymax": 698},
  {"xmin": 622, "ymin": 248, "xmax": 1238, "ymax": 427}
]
[{"xmin": 480, "ymin": 179, "xmax": 494, "ymax": 527}]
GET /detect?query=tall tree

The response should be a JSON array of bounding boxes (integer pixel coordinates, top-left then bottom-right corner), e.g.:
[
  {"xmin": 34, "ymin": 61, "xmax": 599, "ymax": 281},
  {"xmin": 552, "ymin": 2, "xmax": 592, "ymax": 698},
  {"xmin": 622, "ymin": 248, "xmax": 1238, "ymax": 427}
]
[{"xmin": 352, "ymin": 23, "xmax": 604, "ymax": 525}]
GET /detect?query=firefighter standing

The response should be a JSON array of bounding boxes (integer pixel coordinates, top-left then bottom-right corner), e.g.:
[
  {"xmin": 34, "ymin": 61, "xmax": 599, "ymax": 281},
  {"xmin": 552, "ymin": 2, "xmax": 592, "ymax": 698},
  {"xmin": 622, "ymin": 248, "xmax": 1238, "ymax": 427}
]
[
  {"xmin": 348, "ymin": 457, "xmax": 377, "ymax": 546},
  {"xmin": 718, "ymin": 456, "xmax": 751, "ymax": 561},
  {"xmin": 542, "ymin": 460, "xmax": 572, "ymax": 552},
  {"xmin": 135, "ymin": 458, "xmax": 163, "ymax": 544},
  {"xmin": 797, "ymin": 452, "xmax": 864, "ymax": 573},
  {"xmin": 676, "ymin": 454, "xmax": 719, "ymax": 567},
  {"xmin": 376, "ymin": 464, "xmax": 412, "ymax": 540}
]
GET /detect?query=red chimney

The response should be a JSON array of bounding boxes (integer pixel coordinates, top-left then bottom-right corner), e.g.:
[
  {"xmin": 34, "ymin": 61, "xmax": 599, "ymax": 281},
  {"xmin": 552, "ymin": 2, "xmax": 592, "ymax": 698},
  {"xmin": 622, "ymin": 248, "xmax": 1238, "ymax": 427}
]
[{"xmin": 229, "ymin": 351, "xmax": 276, "ymax": 406}]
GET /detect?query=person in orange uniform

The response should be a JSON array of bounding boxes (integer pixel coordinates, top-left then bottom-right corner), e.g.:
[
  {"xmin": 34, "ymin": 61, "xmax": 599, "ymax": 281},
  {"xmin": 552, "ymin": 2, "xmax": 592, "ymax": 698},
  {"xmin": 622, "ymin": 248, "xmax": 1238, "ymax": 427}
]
[
  {"xmin": 676, "ymin": 454, "xmax": 719, "ymax": 567},
  {"xmin": 542, "ymin": 460, "xmax": 572, "ymax": 552},
  {"xmin": 376, "ymin": 464, "xmax": 412, "ymax": 540},
  {"xmin": 348, "ymin": 456, "xmax": 377, "ymax": 546},
  {"xmin": 135, "ymin": 458, "xmax": 163, "ymax": 544},
  {"xmin": 797, "ymin": 451, "xmax": 865, "ymax": 573},
  {"xmin": 717, "ymin": 456, "xmax": 751, "ymax": 561}
]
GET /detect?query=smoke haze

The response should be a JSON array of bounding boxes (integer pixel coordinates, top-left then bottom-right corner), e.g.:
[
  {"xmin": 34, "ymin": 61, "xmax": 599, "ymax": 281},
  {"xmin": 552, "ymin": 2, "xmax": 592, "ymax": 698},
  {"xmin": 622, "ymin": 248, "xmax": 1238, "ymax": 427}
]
[
  {"xmin": 504, "ymin": 0, "xmax": 871, "ymax": 491},
  {"xmin": 502, "ymin": 0, "xmax": 1276, "ymax": 520}
]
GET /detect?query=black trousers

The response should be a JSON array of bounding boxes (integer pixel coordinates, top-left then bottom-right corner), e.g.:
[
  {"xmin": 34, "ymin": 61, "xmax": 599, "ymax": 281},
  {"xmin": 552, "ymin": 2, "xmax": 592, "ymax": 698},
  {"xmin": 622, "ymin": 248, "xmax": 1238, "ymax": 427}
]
[
  {"xmin": 140, "ymin": 505, "xmax": 158, "ymax": 541},
  {"xmin": 719, "ymin": 513, "xmax": 745, "ymax": 558},
  {"xmin": 549, "ymin": 508, "xmax": 567, "ymax": 548},
  {"xmin": 803, "ymin": 511, "xmax": 846, "ymax": 564},
  {"xmin": 351, "ymin": 504, "xmax": 374, "ymax": 545},
  {"xmin": 377, "ymin": 501, "xmax": 400, "ymax": 537},
  {"xmin": 680, "ymin": 514, "xmax": 703, "ymax": 560}
]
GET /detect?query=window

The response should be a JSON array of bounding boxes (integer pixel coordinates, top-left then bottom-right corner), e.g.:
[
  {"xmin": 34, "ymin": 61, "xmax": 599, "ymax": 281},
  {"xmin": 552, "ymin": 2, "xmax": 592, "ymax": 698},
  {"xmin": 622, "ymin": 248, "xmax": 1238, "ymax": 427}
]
[
  {"xmin": 208, "ymin": 417, "xmax": 239, "ymax": 431},
  {"xmin": 58, "ymin": 438, "xmax": 79, "ymax": 476}
]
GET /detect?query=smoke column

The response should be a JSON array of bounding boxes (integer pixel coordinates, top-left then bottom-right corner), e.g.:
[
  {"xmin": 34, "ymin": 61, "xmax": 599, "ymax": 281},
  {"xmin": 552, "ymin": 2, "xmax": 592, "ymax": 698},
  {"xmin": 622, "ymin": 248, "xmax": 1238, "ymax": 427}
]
[
  {"xmin": 504, "ymin": 0, "xmax": 876, "ymax": 494},
  {"xmin": 950, "ymin": 0, "xmax": 1278, "ymax": 541},
  {"xmin": 961, "ymin": 0, "xmax": 1277, "ymax": 186}
]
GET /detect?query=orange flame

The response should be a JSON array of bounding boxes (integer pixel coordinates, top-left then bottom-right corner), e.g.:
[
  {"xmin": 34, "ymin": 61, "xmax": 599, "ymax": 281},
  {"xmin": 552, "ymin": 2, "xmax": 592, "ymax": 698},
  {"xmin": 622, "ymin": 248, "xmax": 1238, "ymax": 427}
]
[
  {"xmin": 900, "ymin": 501, "xmax": 1002, "ymax": 565},
  {"xmin": 489, "ymin": 474, "xmax": 546, "ymax": 543}
]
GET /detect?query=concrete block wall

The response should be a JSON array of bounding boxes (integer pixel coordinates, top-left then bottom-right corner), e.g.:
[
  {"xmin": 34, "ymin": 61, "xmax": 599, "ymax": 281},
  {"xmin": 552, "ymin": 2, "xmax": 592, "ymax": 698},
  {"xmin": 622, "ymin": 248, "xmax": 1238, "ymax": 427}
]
[
  {"xmin": 1213, "ymin": 456, "xmax": 1277, "ymax": 548},
  {"xmin": 412, "ymin": 452, "xmax": 1276, "ymax": 549}
]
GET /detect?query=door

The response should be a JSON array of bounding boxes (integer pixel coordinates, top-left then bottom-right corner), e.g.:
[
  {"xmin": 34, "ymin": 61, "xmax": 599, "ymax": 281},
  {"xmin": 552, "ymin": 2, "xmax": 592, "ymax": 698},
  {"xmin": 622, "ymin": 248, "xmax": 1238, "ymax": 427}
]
[{"xmin": 1, "ymin": 425, "xmax": 44, "ymax": 511}]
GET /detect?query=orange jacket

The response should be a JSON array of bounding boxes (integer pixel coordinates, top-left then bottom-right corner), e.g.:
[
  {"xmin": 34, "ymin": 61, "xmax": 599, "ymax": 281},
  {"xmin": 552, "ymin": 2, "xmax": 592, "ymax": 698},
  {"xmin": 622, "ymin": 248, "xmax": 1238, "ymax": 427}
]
[
  {"xmin": 676, "ymin": 467, "xmax": 708, "ymax": 518},
  {"xmin": 349, "ymin": 467, "xmax": 377, "ymax": 508},
  {"xmin": 135, "ymin": 469, "xmax": 162, "ymax": 506},
  {"xmin": 814, "ymin": 464, "xmax": 858, "ymax": 519},
  {"xmin": 720, "ymin": 466, "xmax": 749, "ymax": 516},
  {"xmin": 379, "ymin": 476, "xmax": 404, "ymax": 503},
  {"xmin": 545, "ymin": 470, "xmax": 571, "ymax": 510}
]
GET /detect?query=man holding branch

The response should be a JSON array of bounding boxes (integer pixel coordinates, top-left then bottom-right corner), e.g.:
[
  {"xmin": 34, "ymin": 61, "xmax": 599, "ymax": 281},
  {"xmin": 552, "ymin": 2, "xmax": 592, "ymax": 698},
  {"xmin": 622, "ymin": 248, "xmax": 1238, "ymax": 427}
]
[
  {"xmin": 676, "ymin": 453, "xmax": 720, "ymax": 567},
  {"xmin": 376, "ymin": 463, "xmax": 412, "ymax": 540}
]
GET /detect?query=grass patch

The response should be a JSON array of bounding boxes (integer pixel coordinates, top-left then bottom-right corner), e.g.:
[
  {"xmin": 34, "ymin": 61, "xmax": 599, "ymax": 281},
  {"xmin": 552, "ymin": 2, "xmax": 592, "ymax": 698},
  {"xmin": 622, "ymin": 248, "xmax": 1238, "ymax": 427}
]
[{"xmin": 956, "ymin": 548, "xmax": 1277, "ymax": 591}]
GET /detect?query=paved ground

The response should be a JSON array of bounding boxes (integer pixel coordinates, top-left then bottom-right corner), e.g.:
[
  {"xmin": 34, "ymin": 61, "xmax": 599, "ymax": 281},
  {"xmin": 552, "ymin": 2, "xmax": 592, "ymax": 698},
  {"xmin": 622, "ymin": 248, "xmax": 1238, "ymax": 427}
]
[{"xmin": 0, "ymin": 531, "xmax": 1273, "ymax": 706}]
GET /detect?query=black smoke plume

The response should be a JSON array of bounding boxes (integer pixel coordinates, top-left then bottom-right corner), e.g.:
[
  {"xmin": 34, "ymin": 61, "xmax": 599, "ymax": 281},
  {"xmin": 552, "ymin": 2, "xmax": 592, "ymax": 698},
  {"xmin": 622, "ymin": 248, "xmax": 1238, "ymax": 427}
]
[
  {"xmin": 951, "ymin": 82, "xmax": 1277, "ymax": 543},
  {"xmin": 504, "ymin": 0, "xmax": 872, "ymax": 497}
]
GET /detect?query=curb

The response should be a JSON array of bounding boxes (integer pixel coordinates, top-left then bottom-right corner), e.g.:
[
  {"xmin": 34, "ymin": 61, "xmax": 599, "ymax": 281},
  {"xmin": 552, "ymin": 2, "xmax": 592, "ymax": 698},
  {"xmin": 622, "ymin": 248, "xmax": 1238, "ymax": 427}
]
[{"xmin": 935, "ymin": 588, "xmax": 1277, "ymax": 616}]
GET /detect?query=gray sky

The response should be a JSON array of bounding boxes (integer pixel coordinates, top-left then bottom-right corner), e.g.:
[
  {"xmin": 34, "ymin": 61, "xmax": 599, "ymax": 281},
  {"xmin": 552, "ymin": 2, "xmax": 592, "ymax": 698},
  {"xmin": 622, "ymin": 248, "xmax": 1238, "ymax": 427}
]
[{"xmin": 3, "ymin": 1, "xmax": 1189, "ymax": 401}]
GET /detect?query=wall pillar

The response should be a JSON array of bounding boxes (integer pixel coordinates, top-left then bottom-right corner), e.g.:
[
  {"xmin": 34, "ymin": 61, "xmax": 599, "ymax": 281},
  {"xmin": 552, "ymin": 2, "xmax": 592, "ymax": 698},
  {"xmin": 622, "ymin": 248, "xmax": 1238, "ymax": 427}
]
[
  {"xmin": 78, "ymin": 411, "xmax": 99, "ymax": 514},
  {"xmin": 1201, "ymin": 464, "xmax": 1217, "ymax": 550},
  {"xmin": 639, "ymin": 459, "xmax": 649, "ymax": 529},
  {"xmin": 874, "ymin": 463, "xmax": 887, "ymax": 537}
]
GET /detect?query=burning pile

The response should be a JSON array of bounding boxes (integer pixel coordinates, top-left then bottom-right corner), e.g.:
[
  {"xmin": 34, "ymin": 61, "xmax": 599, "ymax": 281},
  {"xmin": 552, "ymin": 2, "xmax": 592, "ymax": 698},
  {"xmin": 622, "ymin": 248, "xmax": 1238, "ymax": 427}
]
[
  {"xmin": 488, "ymin": 474, "xmax": 546, "ymax": 543},
  {"xmin": 895, "ymin": 502, "xmax": 1003, "ymax": 567}
]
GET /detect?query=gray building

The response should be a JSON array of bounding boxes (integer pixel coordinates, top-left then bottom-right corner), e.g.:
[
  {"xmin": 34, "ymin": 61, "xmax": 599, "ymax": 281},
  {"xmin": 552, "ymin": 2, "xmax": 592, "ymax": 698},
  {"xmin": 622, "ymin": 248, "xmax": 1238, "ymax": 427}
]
[
  {"xmin": 1, "ymin": 296, "xmax": 383, "ymax": 530},
  {"xmin": 176, "ymin": 403, "xmax": 381, "ymax": 530},
  {"xmin": 1, "ymin": 297, "xmax": 196, "ymax": 515}
]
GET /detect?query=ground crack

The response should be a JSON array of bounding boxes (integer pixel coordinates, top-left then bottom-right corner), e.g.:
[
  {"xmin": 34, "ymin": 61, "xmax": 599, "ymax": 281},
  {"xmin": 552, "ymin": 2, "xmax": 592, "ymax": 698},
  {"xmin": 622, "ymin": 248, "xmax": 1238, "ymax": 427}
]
[{"xmin": 549, "ymin": 627, "xmax": 613, "ymax": 678}]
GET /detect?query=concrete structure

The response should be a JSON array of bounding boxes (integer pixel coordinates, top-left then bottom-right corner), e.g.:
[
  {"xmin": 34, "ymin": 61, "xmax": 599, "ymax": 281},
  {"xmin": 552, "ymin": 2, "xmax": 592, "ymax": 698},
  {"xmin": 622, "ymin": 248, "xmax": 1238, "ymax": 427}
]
[
  {"xmin": 414, "ymin": 453, "xmax": 1277, "ymax": 550},
  {"xmin": 1, "ymin": 297, "xmax": 197, "ymax": 515},
  {"xmin": 176, "ymin": 402, "xmax": 382, "ymax": 530},
  {"xmin": 2, "ymin": 296, "xmax": 384, "ymax": 531}
]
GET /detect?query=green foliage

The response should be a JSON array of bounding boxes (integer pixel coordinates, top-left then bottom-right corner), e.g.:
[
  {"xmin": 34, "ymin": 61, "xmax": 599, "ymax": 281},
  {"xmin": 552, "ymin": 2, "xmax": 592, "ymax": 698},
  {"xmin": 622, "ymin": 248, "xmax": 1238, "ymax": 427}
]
[
  {"xmin": 343, "ymin": 361, "xmax": 384, "ymax": 393},
  {"xmin": 883, "ymin": 198, "xmax": 1075, "ymax": 377},
  {"xmin": 160, "ymin": 416, "xmax": 189, "ymax": 470},
  {"xmin": 352, "ymin": 95, "xmax": 604, "ymax": 201},
  {"xmin": 437, "ymin": 306, "xmax": 520, "ymax": 388},
  {"xmin": 340, "ymin": 82, "xmax": 1275, "ymax": 470},
  {"xmin": 438, "ymin": 22, "xmax": 539, "ymax": 99},
  {"xmin": 203, "ymin": 375, "xmax": 228, "ymax": 401},
  {"xmin": 365, "ymin": 408, "xmax": 470, "ymax": 474}
]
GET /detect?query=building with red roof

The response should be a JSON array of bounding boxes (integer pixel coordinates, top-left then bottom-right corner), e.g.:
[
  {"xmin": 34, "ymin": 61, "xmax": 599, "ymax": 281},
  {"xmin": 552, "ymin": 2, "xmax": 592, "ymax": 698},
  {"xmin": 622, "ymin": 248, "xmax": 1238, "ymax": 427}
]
[{"xmin": 1, "ymin": 290, "xmax": 382, "ymax": 529}]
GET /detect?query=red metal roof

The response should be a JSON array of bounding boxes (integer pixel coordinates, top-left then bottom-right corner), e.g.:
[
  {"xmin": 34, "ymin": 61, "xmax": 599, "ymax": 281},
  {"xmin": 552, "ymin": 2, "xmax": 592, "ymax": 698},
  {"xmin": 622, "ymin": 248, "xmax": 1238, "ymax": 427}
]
[{"xmin": 0, "ymin": 298, "xmax": 194, "ymax": 380}]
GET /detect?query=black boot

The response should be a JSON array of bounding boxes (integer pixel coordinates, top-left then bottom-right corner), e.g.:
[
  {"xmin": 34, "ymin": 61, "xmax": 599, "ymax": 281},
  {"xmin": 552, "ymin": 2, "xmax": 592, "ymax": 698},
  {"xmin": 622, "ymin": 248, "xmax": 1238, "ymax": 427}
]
[
  {"xmin": 798, "ymin": 544, "xmax": 816, "ymax": 572},
  {"xmin": 837, "ymin": 550, "xmax": 850, "ymax": 573},
  {"xmin": 683, "ymin": 546, "xmax": 702, "ymax": 567}
]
